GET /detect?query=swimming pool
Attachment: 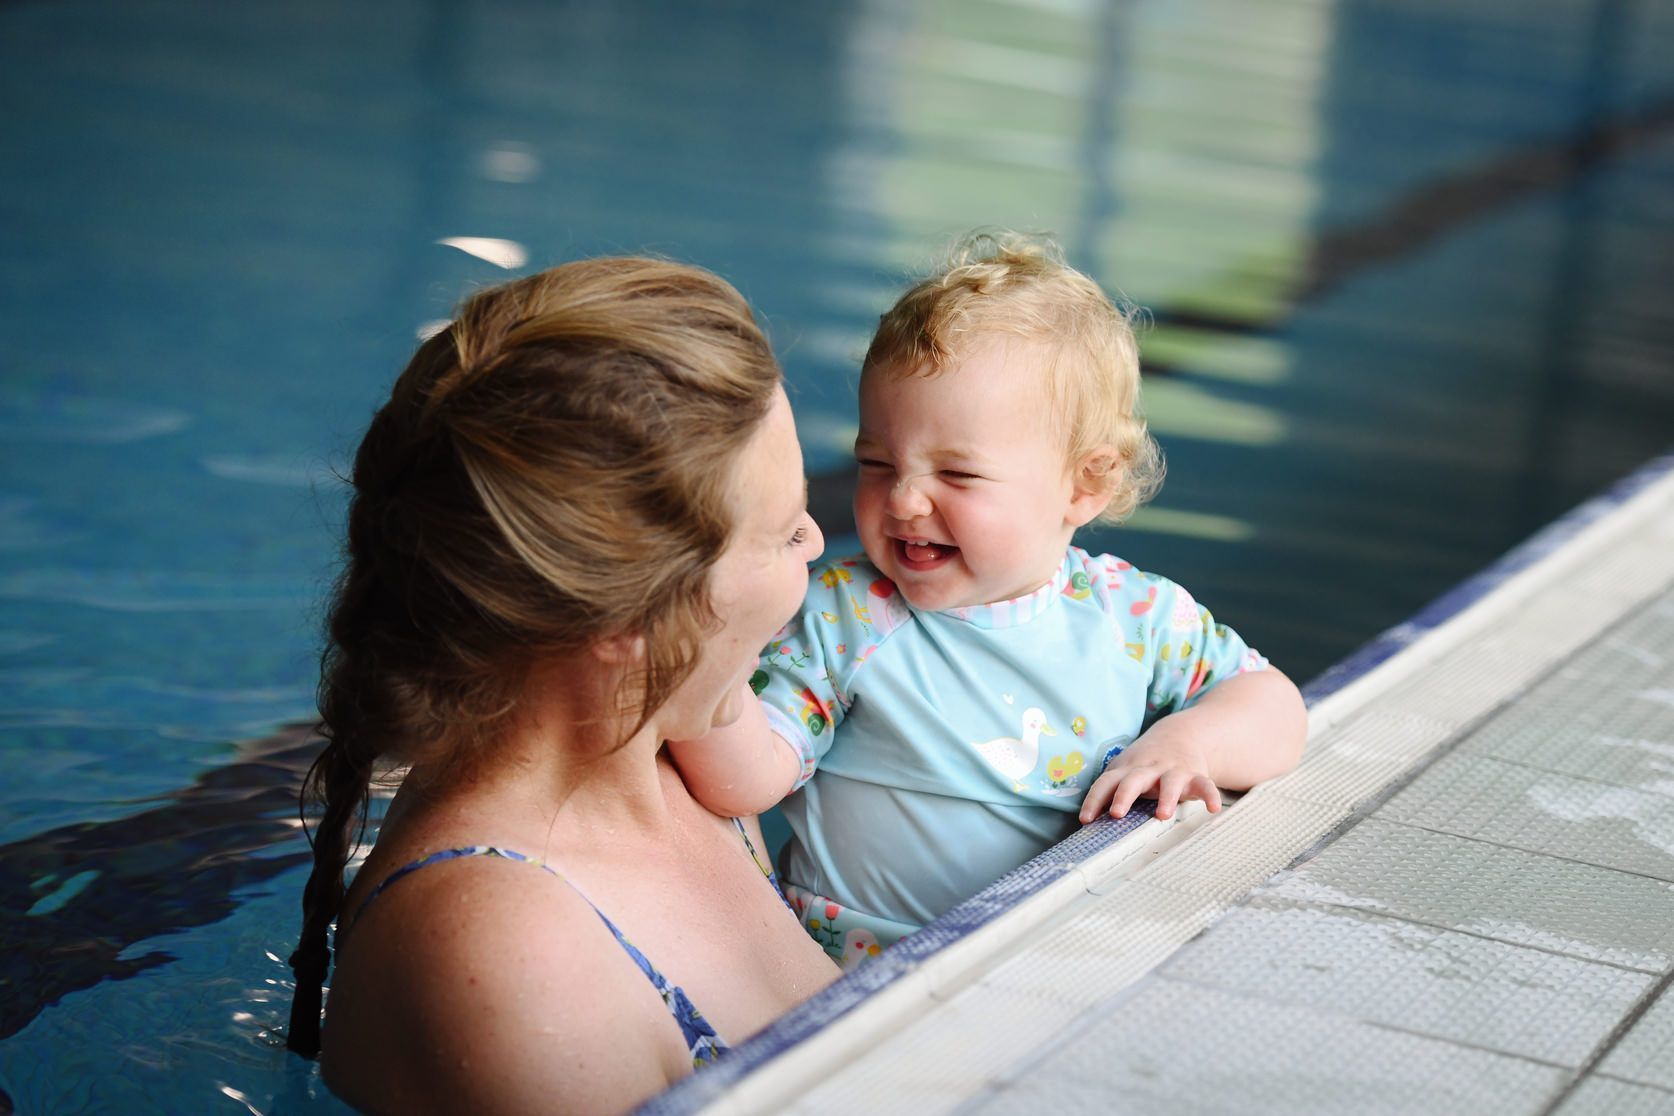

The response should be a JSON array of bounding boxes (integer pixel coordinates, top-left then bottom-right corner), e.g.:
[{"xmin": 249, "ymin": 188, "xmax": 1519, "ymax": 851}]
[{"xmin": 3, "ymin": 1, "xmax": 1673, "ymax": 1111}]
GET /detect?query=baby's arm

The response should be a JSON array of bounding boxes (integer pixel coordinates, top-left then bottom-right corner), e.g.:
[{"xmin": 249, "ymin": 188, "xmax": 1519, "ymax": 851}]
[
  {"xmin": 667, "ymin": 686, "xmax": 804, "ymax": 817},
  {"xmin": 1079, "ymin": 667, "xmax": 1306, "ymax": 823}
]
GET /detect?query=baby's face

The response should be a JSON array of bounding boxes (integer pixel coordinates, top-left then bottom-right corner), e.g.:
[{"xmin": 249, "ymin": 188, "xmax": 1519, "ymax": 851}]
[{"xmin": 853, "ymin": 336, "xmax": 1087, "ymax": 611}]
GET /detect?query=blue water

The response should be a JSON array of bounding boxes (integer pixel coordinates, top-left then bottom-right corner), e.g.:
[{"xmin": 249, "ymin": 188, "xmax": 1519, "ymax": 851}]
[{"xmin": 3, "ymin": 1, "xmax": 1673, "ymax": 1112}]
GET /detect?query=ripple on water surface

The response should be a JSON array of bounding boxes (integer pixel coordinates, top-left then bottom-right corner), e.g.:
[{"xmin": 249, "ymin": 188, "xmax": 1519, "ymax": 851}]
[{"xmin": 0, "ymin": 396, "xmax": 191, "ymax": 444}]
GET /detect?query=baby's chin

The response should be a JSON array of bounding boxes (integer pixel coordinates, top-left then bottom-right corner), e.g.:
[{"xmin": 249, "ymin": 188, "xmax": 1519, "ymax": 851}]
[
  {"xmin": 860, "ymin": 536, "xmax": 983, "ymax": 611},
  {"xmin": 883, "ymin": 569, "xmax": 977, "ymax": 613}
]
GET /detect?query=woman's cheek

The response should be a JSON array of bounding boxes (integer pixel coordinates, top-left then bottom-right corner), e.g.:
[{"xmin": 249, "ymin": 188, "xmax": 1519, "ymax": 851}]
[{"xmin": 779, "ymin": 557, "xmax": 807, "ymax": 625}]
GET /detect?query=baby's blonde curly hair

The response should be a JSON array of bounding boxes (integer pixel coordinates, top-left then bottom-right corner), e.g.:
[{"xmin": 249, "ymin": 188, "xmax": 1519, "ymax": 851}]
[{"xmin": 862, "ymin": 231, "xmax": 1163, "ymax": 524}]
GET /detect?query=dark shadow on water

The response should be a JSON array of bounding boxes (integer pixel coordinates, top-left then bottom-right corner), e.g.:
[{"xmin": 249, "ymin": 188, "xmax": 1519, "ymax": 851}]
[{"xmin": 0, "ymin": 726, "xmax": 322, "ymax": 1043}]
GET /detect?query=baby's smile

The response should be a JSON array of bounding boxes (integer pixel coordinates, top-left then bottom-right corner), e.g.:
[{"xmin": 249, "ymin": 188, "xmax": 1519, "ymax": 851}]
[{"xmin": 896, "ymin": 537, "xmax": 958, "ymax": 568}]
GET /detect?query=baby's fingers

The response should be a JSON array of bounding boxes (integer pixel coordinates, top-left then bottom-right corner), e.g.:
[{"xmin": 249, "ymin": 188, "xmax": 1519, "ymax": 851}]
[
  {"xmin": 1107, "ymin": 768, "xmax": 1162, "ymax": 820},
  {"xmin": 1077, "ymin": 770, "xmax": 1122, "ymax": 824},
  {"xmin": 1152, "ymin": 769, "xmax": 1194, "ymax": 820},
  {"xmin": 1156, "ymin": 772, "xmax": 1223, "ymax": 820},
  {"xmin": 1193, "ymin": 774, "xmax": 1223, "ymax": 813}
]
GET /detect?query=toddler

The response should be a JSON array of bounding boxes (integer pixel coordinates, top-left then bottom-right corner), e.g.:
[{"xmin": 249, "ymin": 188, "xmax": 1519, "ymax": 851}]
[{"xmin": 670, "ymin": 233, "xmax": 1306, "ymax": 967}]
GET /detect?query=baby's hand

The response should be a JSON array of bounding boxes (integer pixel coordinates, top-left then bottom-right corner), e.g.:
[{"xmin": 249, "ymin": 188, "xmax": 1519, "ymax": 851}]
[{"xmin": 1077, "ymin": 726, "xmax": 1223, "ymax": 824}]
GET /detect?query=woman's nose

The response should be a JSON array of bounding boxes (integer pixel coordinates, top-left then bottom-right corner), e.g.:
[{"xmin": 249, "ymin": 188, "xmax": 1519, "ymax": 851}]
[{"xmin": 885, "ymin": 475, "xmax": 932, "ymax": 519}]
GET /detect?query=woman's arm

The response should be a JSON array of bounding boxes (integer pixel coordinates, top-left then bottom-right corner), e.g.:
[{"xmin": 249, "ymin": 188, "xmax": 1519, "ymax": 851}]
[
  {"xmin": 665, "ymin": 685, "xmax": 803, "ymax": 816},
  {"xmin": 1079, "ymin": 667, "xmax": 1307, "ymax": 823}
]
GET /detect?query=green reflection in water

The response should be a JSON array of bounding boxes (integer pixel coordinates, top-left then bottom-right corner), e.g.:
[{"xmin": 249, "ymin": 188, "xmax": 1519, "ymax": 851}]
[
  {"xmin": 1141, "ymin": 329, "xmax": 1293, "ymax": 385},
  {"xmin": 1144, "ymin": 379, "xmax": 1288, "ymax": 445},
  {"xmin": 1122, "ymin": 505, "xmax": 1256, "ymax": 543}
]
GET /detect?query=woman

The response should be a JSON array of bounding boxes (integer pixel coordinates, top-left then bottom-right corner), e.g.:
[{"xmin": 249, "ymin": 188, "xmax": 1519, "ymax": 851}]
[{"xmin": 285, "ymin": 257, "xmax": 840, "ymax": 1114}]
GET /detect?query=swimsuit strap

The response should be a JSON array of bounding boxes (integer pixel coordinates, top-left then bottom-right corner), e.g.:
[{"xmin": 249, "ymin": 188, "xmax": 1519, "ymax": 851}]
[
  {"xmin": 732, "ymin": 816, "xmax": 798, "ymax": 917},
  {"xmin": 341, "ymin": 844, "xmax": 725, "ymax": 1067},
  {"xmin": 343, "ymin": 844, "xmax": 553, "ymax": 935},
  {"xmin": 732, "ymin": 816, "xmax": 772, "ymax": 876},
  {"xmin": 587, "ymin": 901, "xmax": 726, "ymax": 1067}
]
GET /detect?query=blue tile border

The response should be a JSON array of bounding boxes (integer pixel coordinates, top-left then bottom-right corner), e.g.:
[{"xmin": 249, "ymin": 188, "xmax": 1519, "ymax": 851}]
[
  {"xmin": 639, "ymin": 447, "xmax": 1674, "ymax": 1115},
  {"xmin": 635, "ymin": 809, "xmax": 1153, "ymax": 1114}
]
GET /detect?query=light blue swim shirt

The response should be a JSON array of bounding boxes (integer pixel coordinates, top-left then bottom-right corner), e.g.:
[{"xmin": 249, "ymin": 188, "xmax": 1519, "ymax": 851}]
[{"xmin": 757, "ymin": 546, "xmax": 1268, "ymax": 936}]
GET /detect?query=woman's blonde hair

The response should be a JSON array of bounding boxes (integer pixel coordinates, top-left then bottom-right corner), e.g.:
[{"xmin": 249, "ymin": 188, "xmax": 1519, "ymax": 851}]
[
  {"xmin": 862, "ymin": 231, "xmax": 1163, "ymax": 523},
  {"xmin": 287, "ymin": 256, "xmax": 782, "ymax": 1056}
]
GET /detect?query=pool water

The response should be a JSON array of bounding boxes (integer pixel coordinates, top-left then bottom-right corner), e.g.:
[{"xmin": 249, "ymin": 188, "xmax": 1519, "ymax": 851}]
[{"xmin": 3, "ymin": 1, "xmax": 1673, "ymax": 1112}]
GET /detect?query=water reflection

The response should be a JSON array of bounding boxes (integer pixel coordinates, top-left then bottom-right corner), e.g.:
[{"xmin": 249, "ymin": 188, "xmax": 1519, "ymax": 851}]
[
  {"xmin": 435, "ymin": 236, "xmax": 528, "ymax": 269},
  {"xmin": 812, "ymin": 0, "xmax": 1674, "ymax": 679}
]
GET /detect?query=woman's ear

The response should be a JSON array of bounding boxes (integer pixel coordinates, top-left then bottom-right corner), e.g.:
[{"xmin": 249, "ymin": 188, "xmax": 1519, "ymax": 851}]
[
  {"xmin": 591, "ymin": 631, "xmax": 646, "ymax": 665},
  {"xmin": 1066, "ymin": 447, "xmax": 1119, "ymax": 528}
]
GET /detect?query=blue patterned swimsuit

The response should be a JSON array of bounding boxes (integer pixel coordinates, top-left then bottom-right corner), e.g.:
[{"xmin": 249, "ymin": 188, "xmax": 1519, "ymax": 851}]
[{"xmin": 342, "ymin": 817, "xmax": 784, "ymax": 1068}]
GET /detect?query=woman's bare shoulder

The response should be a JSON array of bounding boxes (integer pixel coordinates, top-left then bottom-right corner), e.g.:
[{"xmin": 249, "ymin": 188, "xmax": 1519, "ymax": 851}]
[{"xmin": 324, "ymin": 851, "xmax": 685, "ymax": 1114}]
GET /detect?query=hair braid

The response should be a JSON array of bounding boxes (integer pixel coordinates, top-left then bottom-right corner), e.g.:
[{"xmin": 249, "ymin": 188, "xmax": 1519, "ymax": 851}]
[{"xmin": 285, "ymin": 735, "xmax": 371, "ymax": 1056}]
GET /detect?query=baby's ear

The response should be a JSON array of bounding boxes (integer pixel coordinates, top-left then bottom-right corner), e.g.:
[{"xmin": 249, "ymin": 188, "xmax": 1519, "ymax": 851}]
[{"xmin": 1066, "ymin": 447, "xmax": 1120, "ymax": 528}]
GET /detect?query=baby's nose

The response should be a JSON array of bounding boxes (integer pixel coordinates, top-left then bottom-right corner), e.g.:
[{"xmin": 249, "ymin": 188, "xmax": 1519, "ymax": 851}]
[{"xmin": 886, "ymin": 474, "xmax": 932, "ymax": 518}]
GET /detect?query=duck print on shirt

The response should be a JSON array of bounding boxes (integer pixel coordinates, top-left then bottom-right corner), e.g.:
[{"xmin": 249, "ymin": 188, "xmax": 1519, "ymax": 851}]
[{"xmin": 971, "ymin": 705, "xmax": 1057, "ymax": 792}]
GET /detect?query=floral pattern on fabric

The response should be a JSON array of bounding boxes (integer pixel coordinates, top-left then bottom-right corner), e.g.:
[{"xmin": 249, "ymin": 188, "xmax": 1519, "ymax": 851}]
[{"xmin": 782, "ymin": 881, "xmax": 917, "ymax": 970}]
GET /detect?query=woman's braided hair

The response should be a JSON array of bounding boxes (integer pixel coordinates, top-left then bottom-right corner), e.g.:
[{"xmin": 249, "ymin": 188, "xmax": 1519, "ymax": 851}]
[{"xmin": 286, "ymin": 257, "xmax": 782, "ymax": 1056}]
